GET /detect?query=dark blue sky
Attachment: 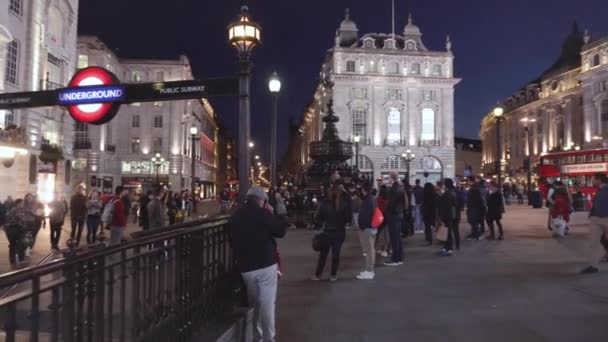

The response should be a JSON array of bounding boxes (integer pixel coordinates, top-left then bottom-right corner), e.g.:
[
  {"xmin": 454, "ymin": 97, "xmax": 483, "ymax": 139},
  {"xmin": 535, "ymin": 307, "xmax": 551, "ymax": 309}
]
[{"xmin": 79, "ymin": 0, "xmax": 608, "ymax": 162}]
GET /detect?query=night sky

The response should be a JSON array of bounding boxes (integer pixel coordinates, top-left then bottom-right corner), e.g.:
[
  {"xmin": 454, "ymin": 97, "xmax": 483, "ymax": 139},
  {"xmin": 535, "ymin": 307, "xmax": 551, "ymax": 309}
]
[{"xmin": 79, "ymin": 0, "xmax": 608, "ymax": 162}]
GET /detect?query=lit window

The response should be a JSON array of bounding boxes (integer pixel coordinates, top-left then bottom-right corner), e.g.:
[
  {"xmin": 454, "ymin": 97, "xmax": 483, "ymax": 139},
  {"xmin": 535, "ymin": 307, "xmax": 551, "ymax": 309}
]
[
  {"xmin": 132, "ymin": 72, "xmax": 141, "ymax": 82},
  {"xmin": 346, "ymin": 60, "xmax": 356, "ymax": 72},
  {"xmin": 77, "ymin": 55, "xmax": 89, "ymax": 69},
  {"xmin": 0, "ymin": 110, "xmax": 15, "ymax": 129},
  {"xmin": 132, "ymin": 115, "xmax": 140, "ymax": 128},
  {"xmin": 421, "ymin": 108, "xmax": 435, "ymax": 141},
  {"xmin": 410, "ymin": 63, "xmax": 420, "ymax": 75},
  {"xmin": 432, "ymin": 64, "xmax": 442, "ymax": 76},
  {"xmin": 9, "ymin": 0, "xmax": 21, "ymax": 15},
  {"xmin": 352, "ymin": 108, "xmax": 367, "ymax": 140},
  {"xmin": 131, "ymin": 138, "xmax": 140, "ymax": 153},
  {"xmin": 368, "ymin": 60, "xmax": 378, "ymax": 73},
  {"xmin": 5, "ymin": 40, "xmax": 19, "ymax": 85},
  {"xmin": 153, "ymin": 115, "xmax": 163, "ymax": 128},
  {"xmin": 387, "ymin": 108, "xmax": 401, "ymax": 143}
]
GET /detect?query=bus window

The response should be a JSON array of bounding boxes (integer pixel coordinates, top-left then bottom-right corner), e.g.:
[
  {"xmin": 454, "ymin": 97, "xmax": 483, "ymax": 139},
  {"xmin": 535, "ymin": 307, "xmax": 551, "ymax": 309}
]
[
  {"xmin": 604, "ymin": 154, "xmax": 608, "ymax": 162},
  {"xmin": 564, "ymin": 155, "xmax": 575, "ymax": 164},
  {"xmin": 576, "ymin": 155, "xmax": 585, "ymax": 163},
  {"xmin": 589, "ymin": 154, "xmax": 603, "ymax": 163}
]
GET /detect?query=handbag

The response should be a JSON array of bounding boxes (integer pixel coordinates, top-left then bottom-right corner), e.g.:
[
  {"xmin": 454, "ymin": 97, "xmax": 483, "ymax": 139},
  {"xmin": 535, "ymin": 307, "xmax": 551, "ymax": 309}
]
[
  {"xmin": 371, "ymin": 208, "xmax": 384, "ymax": 228},
  {"xmin": 312, "ymin": 232, "xmax": 328, "ymax": 252},
  {"xmin": 435, "ymin": 223, "xmax": 448, "ymax": 242}
]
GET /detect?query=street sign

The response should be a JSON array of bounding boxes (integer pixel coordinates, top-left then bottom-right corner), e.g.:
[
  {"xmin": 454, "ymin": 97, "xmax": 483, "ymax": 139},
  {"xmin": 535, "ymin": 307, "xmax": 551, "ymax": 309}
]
[{"xmin": 0, "ymin": 67, "xmax": 239, "ymax": 125}]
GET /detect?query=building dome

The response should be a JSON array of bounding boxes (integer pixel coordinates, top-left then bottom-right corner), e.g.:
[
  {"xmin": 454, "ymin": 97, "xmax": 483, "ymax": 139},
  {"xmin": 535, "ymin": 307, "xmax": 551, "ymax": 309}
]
[
  {"xmin": 340, "ymin": 9, "xmax": 358, "ymax": 32},
  {"xmin": 336, "ymin": 8, "xmax": 359, "ymax": 47},
  {"xmin": 403, "ymin": 14, "xmax": 421, "ymax": 36}
]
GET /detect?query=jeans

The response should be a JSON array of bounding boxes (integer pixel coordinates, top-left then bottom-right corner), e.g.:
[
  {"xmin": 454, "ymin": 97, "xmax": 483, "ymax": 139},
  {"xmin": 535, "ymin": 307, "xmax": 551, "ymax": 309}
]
[
  {"xmin": 70, "ymin": 217, "xmax": 85, "ymax": 245},
  {"xmin": 5, "ymin": 228, "xmax": 24, "ymax": 264},
  {"xmin": 359, "ymin": 229, "xmax": 377, "ymax": 272},
  {"xmin": 351, "ymin": 212, "xmax": 359, "ymax": 230},
  {"xmin": 50, "ymin": 222, "xmax": 62, "ymax": 248},
  {"xmin": 479, "ymin": 206, "xmax": 487, "ymax": 234},
  {"xmin": 375, "ymin": 224, "xmax": 390, "ymax": 253},
  {"xmin": 444, "ymin": 219, "xmax": 461, "ymax": 251},
  {"xmin": 315, "ymin": 231, "xmax": 345, "ymax": 277},
  {"xmin": 86, "ymin": 215, "xmax": 101, "ymax": 244},
  {"xmin": 387, "ymin": 215, "xmax": 403, "ymax": 262},
  {"xmin": 467, "ymin": 208, "xmax": 482, "ymax": 238},
  {"xmin": 588, "ymin": 217, "xmax": 608, "ymax": 268},
  {"xmin": 241, "ymin": 264, "xmax": 278, "ymax": 342},
  {"xmin": 109, "ymin": 226, "xmax": 124, "ymax": 246},
  {"xmin": 487, "ymin": 218, "xmax": 503, "ymax": 238},
  {"xmin": 414, "ymin": 205, "xmax": 423, "ymax": 232}
]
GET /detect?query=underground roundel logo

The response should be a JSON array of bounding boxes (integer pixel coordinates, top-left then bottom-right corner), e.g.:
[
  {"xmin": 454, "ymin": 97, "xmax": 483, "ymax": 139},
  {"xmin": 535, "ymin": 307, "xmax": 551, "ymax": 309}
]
[{"xmin": 60, "ymin": 67, "xmax": 124, "ymax": 125}]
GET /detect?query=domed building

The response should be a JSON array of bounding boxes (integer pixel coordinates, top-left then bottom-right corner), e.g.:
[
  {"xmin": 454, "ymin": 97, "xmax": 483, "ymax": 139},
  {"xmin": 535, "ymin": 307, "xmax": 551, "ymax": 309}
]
[{"xmin": 289, "ymin": 9, "xmax": 460, "ymax": 184}]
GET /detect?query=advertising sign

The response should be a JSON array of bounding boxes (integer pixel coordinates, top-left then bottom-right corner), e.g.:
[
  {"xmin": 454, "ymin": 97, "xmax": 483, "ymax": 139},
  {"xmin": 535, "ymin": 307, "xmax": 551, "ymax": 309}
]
[{"xmin": 561, "ymin": 162, "xmax": 608, "ymax": 174}]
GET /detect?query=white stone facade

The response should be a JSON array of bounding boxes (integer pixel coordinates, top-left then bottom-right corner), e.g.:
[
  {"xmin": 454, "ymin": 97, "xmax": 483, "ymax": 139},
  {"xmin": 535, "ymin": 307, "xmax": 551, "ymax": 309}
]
[
  {"xmin": 75, "ymin": 36, "xmax": 219, "ymax": 198},
  {"xmin": 0, "ymin": 0, "xmax": 79, "ymax": 200},
  {"xmin": 578, "ymin": 35, "xmax": 608, "ymax": 147},
  {"xmin": 296, "ymin": 11, "xmax": 460, "ymax": 184}
]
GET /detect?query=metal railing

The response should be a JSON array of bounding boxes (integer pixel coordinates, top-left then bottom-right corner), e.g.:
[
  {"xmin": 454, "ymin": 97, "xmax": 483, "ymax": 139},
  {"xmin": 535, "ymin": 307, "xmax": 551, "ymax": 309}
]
[{"xmin": 0, "ymin": 216, "xmax": 239, "ymax": 342}]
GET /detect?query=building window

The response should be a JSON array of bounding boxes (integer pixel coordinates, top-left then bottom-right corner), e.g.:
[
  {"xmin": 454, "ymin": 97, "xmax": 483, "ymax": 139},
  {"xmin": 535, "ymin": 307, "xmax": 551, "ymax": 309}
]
[
  {"xmin": 131, "ymin": 138, "xmax": 140, "ymax": 153},
  {"xmin": 432, "ymin": 64, "xmax": 442, "ymax": 76},
  {"xmin": 153, "ymin": 115, "xmax": 163, "ymax": 128},
  {"xmin": 346, "ymin": 60, "xmax": 356, "ymax": 72},
  {"xmin": 9, "ymin": 0, "xmax": 21, "ymax": 15},
  {"xmin": 153, "ymin": 138, "xmax": 162, "ymax": 153},
  {"xmin": 74, "ymin": 122, "xmax": 88, "ymax": 143},
  {"xmin": 352, "ymin": 88, "xmax": 367, "ymax": 99},
  {"xmin": 132, "ymin": 115, "xmax": 140, "ymax": 128},
  {"xmin": 410, "ymin": 63, "xmax": 420, "ymax": 75},
  {"xmin": 387, "ymin": 107, "xmax": 401, "ymax": 143},
  {"xmin": 368, "ymin": 60, "xmax": 378, "ymax": 73},
  {"xmin": 5, "ymin": 40, "xmax": 19, "ymax": 85},
  {"xmin": 78, "ymin": 55, "xmax": 89, "ymax": 69},
  {"xmin": 155, "ymin": 71, "xmax": 164, "ymax": 81},
  {"xmin": 600, "ymin": 80, "xmax": 608, "ymax": 92},
  {"xmin": 47, "ymin": 53, "xmax": 61, "ymax": 67},
  {"xmin": 593, "ymin": 54, "xmax": 601, "ymax": 67},
  {"xmin": 388, "ymin": 62, "xmax": 399, "ymax": 74},
  {"xmin": 352, "ymin": 108, "xmax": 367, "ymax": 140},
  {"xmin": 387, "ymin": 89, "xmax": 402, "ymax": 100},
  {"xmin": 48, "ymin": 6, "xmax": 64, "ymax": 47},
  {"xmin": 421, "ymin": 108, "xmax": 436, "ymax": 141},
  {"xmin": 422, "ymin": 90, "xmax": 436, "ymax": 101},
  {"xmin": 0, "ymin": 110, "xmax": 15, "ymax": 129},
  {"xmin": 132, "ymin": 72, "xmax": 141, "ymax": 82}
]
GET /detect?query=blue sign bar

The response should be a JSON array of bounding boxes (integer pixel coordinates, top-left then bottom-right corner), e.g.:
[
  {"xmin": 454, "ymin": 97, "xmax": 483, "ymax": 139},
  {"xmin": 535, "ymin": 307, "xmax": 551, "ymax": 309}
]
[{"xmin": 57, "ymin": 85, "xmax": 126, "ymax": 106}]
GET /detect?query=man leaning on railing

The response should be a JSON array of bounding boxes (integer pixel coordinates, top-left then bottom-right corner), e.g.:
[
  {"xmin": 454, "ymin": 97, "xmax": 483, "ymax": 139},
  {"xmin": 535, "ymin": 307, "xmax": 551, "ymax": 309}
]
[{"xmin": 229, "ymin": 186, "xmax": 287, "ymax": 342}]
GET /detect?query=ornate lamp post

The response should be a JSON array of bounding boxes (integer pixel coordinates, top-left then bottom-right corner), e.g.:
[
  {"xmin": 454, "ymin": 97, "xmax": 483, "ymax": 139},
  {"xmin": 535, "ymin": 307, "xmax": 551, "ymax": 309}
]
[
  {"xmin": 402, "ymin": 149, "xmax": 415, "ymax": 184},
  {"xmin": 353, "ymin": 136, "xmax": 360, "ymax": 170},
  {"xmin": 190, "ymin": 126, "xmax": 200, "ymax": 213},
  {"xmin": 268, "ymin": 71, "xmax": 281, "ymax": 188},
  {"xmin": 521, "ymin": 117, "xmax": 536, "ymax": 203},
  {"xmin": 151, "ymin": 153, "xmax": 165, "ymax": 186},
  {"xmin": 493, "ymin": 106, "xmax": 505, "ymax": 190},
  {"xmin": 228, "ymin": 5, "xmax": 261, "ymax": 200}
]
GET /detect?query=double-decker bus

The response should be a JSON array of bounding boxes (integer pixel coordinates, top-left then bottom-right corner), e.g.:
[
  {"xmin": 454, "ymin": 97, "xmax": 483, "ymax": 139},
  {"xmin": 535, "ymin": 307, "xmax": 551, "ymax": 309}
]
[{"xmin": 539, "ymin": 148, "xmax": 608, "ymax": 196}]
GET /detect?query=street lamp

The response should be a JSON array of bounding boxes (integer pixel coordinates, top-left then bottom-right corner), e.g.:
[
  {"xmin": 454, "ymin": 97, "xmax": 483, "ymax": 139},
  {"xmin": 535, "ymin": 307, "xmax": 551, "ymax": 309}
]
[
  {"xmin": 151, "ymin": 153, "xmax": 165, "ymax": 186},
  {"xmin": 493, "ymin": 105, "xmax": 505, "ymax": 190},
  {"xmin": 249, "ymin": 141, "xmax": 255, "ymax": 148},
  {"xmin": 268, "ymin": 71, "xmax": 281, "ymax": 189},
  {"xmin": 228, "ymin": 5, "xmax": 261, "ymax": 200},
  {"xmin": 353, "ymin": 136, "xmax": 360, "ymax": 170},
  {"xmin": 521, "ymin": 117, "xmax": 536, "ymax": 203},
  {"xmin": 190, "ymin": 126, "xmax": 200, "ymax": 213},
  {"xmin": 402, "ymin": 149, "xmax": 415, "ymax": 185}
]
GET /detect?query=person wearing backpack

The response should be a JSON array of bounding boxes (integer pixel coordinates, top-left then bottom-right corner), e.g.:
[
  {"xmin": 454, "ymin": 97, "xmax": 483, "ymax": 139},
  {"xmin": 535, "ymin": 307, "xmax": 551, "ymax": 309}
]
[
  {"xmin": 103, "ymin": 186, "xmax": 128, "ymax": 245},
  {"xmin": 357, "ymin": 183, "xmax": 378, "ymax": 280}
]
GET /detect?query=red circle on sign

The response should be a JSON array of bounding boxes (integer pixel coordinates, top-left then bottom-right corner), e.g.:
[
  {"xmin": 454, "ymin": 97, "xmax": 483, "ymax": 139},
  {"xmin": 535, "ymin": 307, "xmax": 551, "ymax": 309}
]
[{"xmin": 66, "ymin": 67, "xmax": 121, "ymax": 125}]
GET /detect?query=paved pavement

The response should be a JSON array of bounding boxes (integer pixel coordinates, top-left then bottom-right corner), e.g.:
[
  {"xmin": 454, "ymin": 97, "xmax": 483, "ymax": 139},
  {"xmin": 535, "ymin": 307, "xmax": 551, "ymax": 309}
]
[
  {"xmin": 0, "ymin": 200, "xmax": 220, "ymax": 275},
  {"xmin": 275, "ymin": 205, "xmax": 608, "ymax": 342}
]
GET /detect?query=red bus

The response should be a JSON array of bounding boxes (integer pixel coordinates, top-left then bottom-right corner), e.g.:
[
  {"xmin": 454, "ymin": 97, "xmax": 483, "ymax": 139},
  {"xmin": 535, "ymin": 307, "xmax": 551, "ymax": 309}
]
[{"xmin": 539, "ymin": 148, "xmax": 608, "ymax": 196}]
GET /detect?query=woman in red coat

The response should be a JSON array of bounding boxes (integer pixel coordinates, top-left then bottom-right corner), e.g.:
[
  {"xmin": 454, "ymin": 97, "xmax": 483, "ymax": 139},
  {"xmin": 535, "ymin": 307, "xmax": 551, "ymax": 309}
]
[
  {"xmin": 375, "ymin": 185, "xmax": 390, "ymax": 257},
  {"xmin": 550, "ymin": 181, "xmax": 572, "ymax": 232}
]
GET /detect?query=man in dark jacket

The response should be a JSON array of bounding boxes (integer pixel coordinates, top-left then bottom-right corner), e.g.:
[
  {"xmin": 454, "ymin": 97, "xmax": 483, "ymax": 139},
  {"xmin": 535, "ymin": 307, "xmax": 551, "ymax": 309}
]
[
  {"xmin": 581, "ymin": 173, "xmax": 608, "ymax": 274},
  {"xmin": 357, "ymin": 183, "xmax": 378, "ymax": 280},
  {"xmin": 438, "ymin": 178, "xmax": 461, "ymax": 256},
  {"xmin": 229, "ymin": 186, "xmax": 286, "ymax": 342},
  {"xmin": 385, "ymin": 173, "xmax": 405, "ymax": 265},
  {"xmin": 466, "ymin": 176, "xmax": 484, "ymax": 240},
  {"xmin": 69, "ymin": 187, "xmax": 87, "ymax": 246}
]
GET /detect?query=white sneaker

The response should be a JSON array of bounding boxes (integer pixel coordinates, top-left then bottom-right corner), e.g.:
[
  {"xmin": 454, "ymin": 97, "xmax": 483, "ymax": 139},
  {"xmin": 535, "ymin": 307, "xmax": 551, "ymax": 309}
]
[
  {"xmin": 25, "ymin": 247, "xmax": 31, "ymax": 257},
  {"xmin": 380, "ymin": 251, "xmax": 388, "ymax": 257},
  {"xmin": 356, "ymin": 271, "xmax": 375, "ymax": 280},
  {"xmin": 362, "ymin": 253, "xmax": 367, "ymax": 257}
]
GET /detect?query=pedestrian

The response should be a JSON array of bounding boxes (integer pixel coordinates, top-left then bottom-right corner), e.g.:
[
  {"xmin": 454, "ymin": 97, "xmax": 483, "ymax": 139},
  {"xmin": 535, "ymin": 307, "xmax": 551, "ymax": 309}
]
[
  {"xmin": 385, "ymin": 173, "xmax": 406, "ymax": 266},
  {"xmin": 312, "ymin": 182, "xmax": 351, "ymax": 280},
  {"xmin": 121, "ymin": 190, "xmax": 131, "ymax": 222},
  {"xmin": 165, "ymin": 191, "xmax": 177, "ymax": 225},
  {"xmin": 350, "ymin": 188, "xmax": 362, "ymax": 230},
  {"xmin": 33, "ymin": 195, "xmax": 45, "ymax": 240},
  {"xmin": 421, "ymin": 182, "xmax": 437, "ymax": 246},
  {"xmin": 550, "ymin": 181, "xmax": 572, "ymax": 236},
  {"xmin": 147, "ymin": 187, "xmax": 165, "ymax": 229},
  {"xmin": 228, "ymin": 186, "xmax": 287, "ymax": 342},
  {"xmin": 139, "ymin": 191, "xmax": 152, "ymax": 230},
  {"xmin": 502, "ymin": 182, "xmax": 511, "ymax": 205},
  {"xmin": 412, "ymin": 179, "xmax": 424, "ymax": 233},
  {"xmin": 23, "ymin": 193, "xmax": 38, "ymax": 255},
  {"xmin": 486, "ymin": 181, "xmax": 505, "ymax": 240},
  {"xmin": 5, "ymin": 199, "xmax": 25, "ymax": 264},
  {"xmin": 85, "ymin": 190, "xmax": 103, "ymax": 244},
  {"xmin": 69, "ymin": 187, "xmax": 87, "ymax": 246},
  {"xmin": 580, "ymin": 173, "xmax": 608, "ymax": 274},
  {"xmin": 466, "ymin": 176, "xmax": 484, "ymax": 240},
  {"xmin": 438, "ymin": 178, "xmax": 461, "ymax": 256},
  {"xmin": 516, "ymin": 183, "xmax": 525, "ymax": 205},
  {"xmin": 479, "ymin": 179, "xmax": 490, "ymax": 237},
  {"xmin": 356, "ymin": 183, "xmax": 378, "ymax": 280},
  {"xmin": 106, "ymin": 186, "xmax": 128, "ymax": 245},
  {"xmin": 48, "ymin": 196, "xmax": 68, "ymax": 250},
  {"xmin": 375, "ymin": 185, "xmax": 390, "ymax": 258}
]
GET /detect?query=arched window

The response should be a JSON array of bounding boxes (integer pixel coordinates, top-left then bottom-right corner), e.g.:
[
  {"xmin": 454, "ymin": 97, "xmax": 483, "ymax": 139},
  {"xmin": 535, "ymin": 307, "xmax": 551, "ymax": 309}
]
[
  {"xmin": 387, "ymin": 107, "xmax": 401, "ymax": 143},
  {"xmin": 410, "ymin": 63, "xmax": 420, "ymax": 75},
  {"xmin": 346, "ymin": 60, "xmax": 356, "ymax": 73},
  {"xmin": 352, "ymin": 108, "xmax": 367, "ymax": 139},
  {"xmin": 602, "ymin": 99, "xmax": 608, "ymax": 137},
  {"xmin": 593, "ymin": 54, "xmax": 601, "ymax": 67},
  {"xmin": 421, "ymin": 108, "xmax": 435, "ymax": 141},
  {"xmin": 382, "ymin": 155, "xmax": 406, "ymax": 169},
  {"xmin": 555, "ymin": 118, "xmax": 565, "ymax": 148},
  {"xmin": 356, "ymin": 155, "xmax": 373, "ymax": 170}
]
